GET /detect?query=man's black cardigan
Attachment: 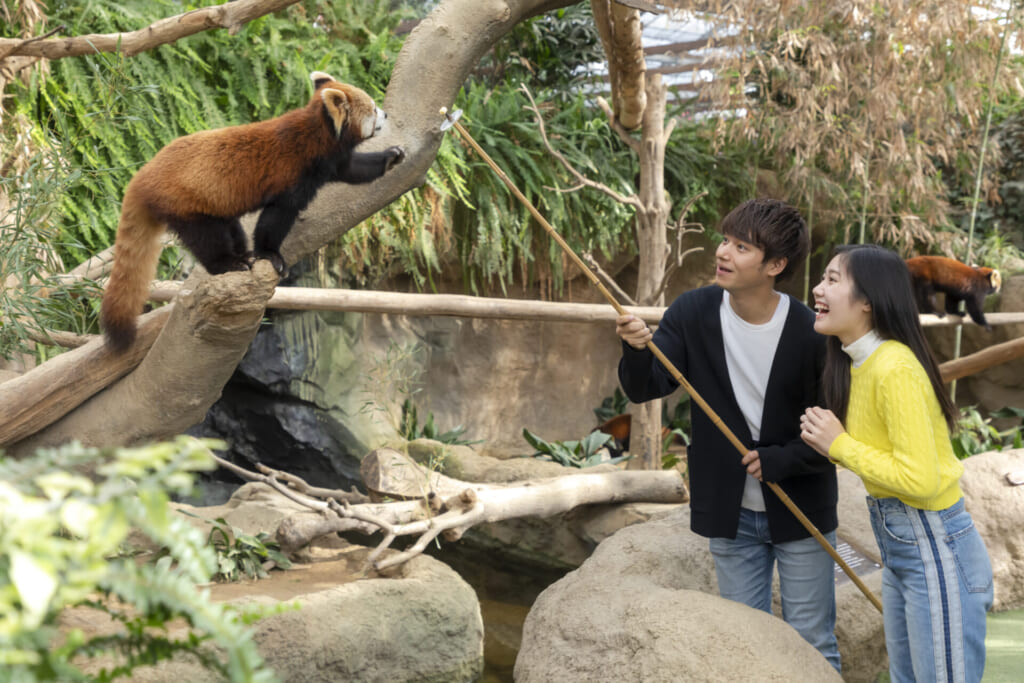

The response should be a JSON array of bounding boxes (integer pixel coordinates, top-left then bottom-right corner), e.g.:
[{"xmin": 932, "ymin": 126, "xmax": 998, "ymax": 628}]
[{"xmin": 619, "ymin": 285, "xmax": 838, "ymax": 543}]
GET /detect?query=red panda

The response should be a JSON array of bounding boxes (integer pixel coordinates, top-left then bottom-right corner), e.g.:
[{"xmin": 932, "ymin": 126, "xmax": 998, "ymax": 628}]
[
  {"xmin": 596, "ymin": 413, "xmax": 673, "ymax": 455},
  {"xmin": 101, "ymin": 71, "xmax": 404, "ymax": 352},
  {"xmin": 905, "ymin": 255, "xmax": 1002, "ymax": 330}
]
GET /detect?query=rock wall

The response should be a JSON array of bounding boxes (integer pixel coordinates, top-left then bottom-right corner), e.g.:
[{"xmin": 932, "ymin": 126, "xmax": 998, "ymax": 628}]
[{"xmin": 189, "ymin": 258, "xmax": 1024, "ymax": 500}]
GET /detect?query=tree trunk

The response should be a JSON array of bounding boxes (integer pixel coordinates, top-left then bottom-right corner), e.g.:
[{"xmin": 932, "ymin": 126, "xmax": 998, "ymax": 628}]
[{"xmin": 630, "ymin": 74, "xmax": 671, "ymax": 470}]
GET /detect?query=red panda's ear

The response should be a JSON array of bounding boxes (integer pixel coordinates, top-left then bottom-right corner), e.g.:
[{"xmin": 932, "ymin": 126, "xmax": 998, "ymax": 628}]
[
  {"xmin": 320, "ymin": 88, "xmax": 349, "ymax": 138},
  {"xmin": 310, "ymin": 71, "xmax": 335, "ymax": 90}
]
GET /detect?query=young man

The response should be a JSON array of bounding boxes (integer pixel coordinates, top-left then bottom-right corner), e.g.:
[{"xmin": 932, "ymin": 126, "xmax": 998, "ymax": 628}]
[{"xmin": 616, "ymin": 198, "xmax": 840, "ymax": 671}]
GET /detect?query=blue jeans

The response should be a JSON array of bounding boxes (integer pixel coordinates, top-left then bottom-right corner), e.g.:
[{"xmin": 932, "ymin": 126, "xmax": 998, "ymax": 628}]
[
  {"xmin": 709, "ymin": 507, "xmax": 841, "ymax": 672},
  {"xmin": 867, "ymin": 496, "xmax": 993, "ymax": 683}
]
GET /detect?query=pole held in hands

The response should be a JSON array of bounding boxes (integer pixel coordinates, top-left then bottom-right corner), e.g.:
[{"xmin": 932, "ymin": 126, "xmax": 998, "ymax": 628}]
[{"xmin": 440, "ymin": 106, "xmax": 883, "ymax": 614}]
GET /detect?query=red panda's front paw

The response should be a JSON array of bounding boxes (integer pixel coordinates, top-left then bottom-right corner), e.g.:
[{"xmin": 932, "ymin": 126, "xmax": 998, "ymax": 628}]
[
  {"xmin": 385, "ymin": 146, "xmax": 405, "ymax": 171},
  {"xmin": 254, "ymin": 250, "xmax": 289, "ymax": 278}
]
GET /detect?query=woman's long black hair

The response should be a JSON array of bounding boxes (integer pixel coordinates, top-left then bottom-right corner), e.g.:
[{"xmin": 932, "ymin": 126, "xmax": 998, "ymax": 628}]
[{"xmin": 821, "ymin": 244, "xmax": 958, "ymax": 432}]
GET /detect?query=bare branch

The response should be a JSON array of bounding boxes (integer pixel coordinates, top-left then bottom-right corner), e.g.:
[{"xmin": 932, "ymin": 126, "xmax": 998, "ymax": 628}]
[
  {"xmin": 520, "ymin": 85, "xmax": 643, "ymax": 210},
  {"xmin": 0, "ymin": 0, "xmax": 301, "ymax": 60},
  {"xmin": 653, "ymin": 191, "xmax": 708, "ymax": 299},
  {"xmin": 209, "ymin": 453, "xmax": 369, "ymax": 508},
  {"xmin": 255, "ymin": 463, "xmax": 368, "ymax": 504},
  {"xmin": 581, "ymin": 252, "xmax": 637, "ymax": 306},
  {"xmin": 24, "ymin": 328, "xmax": 94, "ymax": 349}
]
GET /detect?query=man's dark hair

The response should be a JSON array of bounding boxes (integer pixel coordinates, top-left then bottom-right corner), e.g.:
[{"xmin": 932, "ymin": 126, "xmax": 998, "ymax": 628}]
[{"xmin": 719, "ymin": 198, "xmax": 809, "ymax": 283}]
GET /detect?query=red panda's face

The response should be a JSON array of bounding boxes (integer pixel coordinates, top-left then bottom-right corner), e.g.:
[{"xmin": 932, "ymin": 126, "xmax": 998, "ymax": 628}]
[
  {"xmin": 310, "ymin": 71, "xmax": 386, "ymax": 142},
  {"xmin": 981, "ymin": 267, "xmax": 1002, "ymax": 293}
]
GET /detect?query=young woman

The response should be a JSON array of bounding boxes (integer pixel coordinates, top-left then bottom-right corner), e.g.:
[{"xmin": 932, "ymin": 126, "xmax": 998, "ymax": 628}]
[{"xmin": 799, "ymin": 244, "xmax": 993, "ymax": 683}]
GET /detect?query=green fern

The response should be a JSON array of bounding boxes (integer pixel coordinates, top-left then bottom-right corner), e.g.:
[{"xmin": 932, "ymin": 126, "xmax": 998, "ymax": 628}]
[{"xmin": 0, "ymin": 437, "xmax": 279, "ymax": 681}]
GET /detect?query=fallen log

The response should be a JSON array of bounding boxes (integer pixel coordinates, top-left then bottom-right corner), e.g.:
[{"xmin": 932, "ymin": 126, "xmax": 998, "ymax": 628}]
[{"xmin": 263, "ymin": 448, "xmax": 688, "ymax": 570}]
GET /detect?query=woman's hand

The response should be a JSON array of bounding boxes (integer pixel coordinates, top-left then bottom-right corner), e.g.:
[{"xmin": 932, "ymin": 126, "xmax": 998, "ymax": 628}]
[{"xmin": 800, "ymin": 406, "xmax": 846, "ymax": 458}]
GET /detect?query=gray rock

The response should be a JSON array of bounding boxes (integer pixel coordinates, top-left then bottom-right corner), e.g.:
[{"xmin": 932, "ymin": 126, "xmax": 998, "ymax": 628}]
[
  {"xmin": 86, "ymin": 484, "xmax": 484, "ymax": 683},
  {"xmin": 515, "ymin": 507, "xmax": 841, "ymax": 682},
  {"xmin": 960, "ymin": 449, "xmax": 1024, "ymax": 611}
]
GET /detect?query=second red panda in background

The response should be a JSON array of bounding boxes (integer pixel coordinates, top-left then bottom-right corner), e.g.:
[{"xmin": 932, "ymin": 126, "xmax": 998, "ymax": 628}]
[
  {"xmin": 101, "ymin": 71, "xmax": 404, "ymax": 352},
  {"xmin": 905, "ymin": 255, "xmax": 1002, "ymax": 330}
]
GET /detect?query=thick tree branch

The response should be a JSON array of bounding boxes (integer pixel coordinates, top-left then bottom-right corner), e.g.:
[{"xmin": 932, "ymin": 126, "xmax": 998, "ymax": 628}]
[
  {"xmin": 0, "ymin": 305, "xmax": 171, "ymax": 448},
  {"xmin": 279, "ymin": 0, "xmax": 579, "ymax": 265},
  {"xmin": 0, "ymin": 0, "xmax": 302, "ymax": 59},
  {"xmin": 6, "ymin": 262, "xmax": 278, "ymax": 456},
  {"xmin": 590, "ymin": 0, "xmax": 646, "ymax": 129}
]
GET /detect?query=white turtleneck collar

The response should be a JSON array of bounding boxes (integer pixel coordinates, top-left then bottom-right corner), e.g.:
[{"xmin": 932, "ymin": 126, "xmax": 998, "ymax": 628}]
[{"xmin": 841, "ymin": 329, "xmax": 884, "ymax": 368}]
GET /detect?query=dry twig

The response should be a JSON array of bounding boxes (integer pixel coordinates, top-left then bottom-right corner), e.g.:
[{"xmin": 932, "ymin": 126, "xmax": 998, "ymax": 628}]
[{"xmin": 520, "ymin": 85, "xmax": 643, "ymax": 210}]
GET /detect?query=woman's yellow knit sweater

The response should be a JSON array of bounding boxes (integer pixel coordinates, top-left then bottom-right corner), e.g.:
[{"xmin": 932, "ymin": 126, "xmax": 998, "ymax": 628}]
[{"xmin": 828, "ymin": 340, "xmax": 963, "ymax": 510}]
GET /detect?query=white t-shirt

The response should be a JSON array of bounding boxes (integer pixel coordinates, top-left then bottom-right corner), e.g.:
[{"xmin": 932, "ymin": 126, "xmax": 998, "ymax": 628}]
[{"xmin": 720, "ymin": 290, "xmax": 790, "ymax": 511}]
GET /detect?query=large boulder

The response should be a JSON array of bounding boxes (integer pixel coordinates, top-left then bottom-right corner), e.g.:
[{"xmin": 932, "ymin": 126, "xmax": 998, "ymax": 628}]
[
  {"xmin": 515, "ymin": 501, "xmax": 888, "ymax": 682},
  {"xmin": 69, "ymin": 484, "xmax": 484, "ymax": 683},
  {"xmin": 514, "ymin": 506, "xmax": 842, "ymax": 682},
  {"xmin": 959, "ymin": 449, "xmax": 1024, "ymax": 611}
]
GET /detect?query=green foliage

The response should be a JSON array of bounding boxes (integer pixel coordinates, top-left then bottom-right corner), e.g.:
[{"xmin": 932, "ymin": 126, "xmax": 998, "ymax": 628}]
[
  {"xmin": 399, "ymin": 398, "xmax": 479, "ymax": 446},
  {"xmin": 193, "ymin": 516, "xmax": 293, "ymax": 583},
  {"xmin": 661, "ymin": 449, "xmax": 685, "ymax": 472},
  {"xmin": 593, "ymin": 388, "xmax": 629, "ymax": 424},
  {"xmin": 662, "ymin": 393, "xmax": 692, "ymax": 447},
  {"xmin": 522, "ymin": 428, "xmax": 628, "ymax": 468},
  {"xmin": 952, "ymin": 405, "xmax": 1024, "ymax": 459},
  {"xmin": 0, "ymin": 437, "xmax": 277, "ymax": 681},
  {"xmin": 482, "ymin": 5, "xmax": 606, "ymax": 94},
  {"xmin": 0, "ymin": 145, "xmax": 104, "ymax": 361}
]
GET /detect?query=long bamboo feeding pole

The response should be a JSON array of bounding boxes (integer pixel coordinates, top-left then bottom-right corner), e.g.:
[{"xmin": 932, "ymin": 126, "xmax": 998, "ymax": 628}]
[{"xmin": 441, "ymin": 108, "xmax": 882, "ymax": 613}]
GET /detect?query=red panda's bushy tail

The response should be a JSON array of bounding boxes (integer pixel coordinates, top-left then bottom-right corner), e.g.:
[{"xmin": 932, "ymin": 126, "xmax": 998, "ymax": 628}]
[{"xmin": 101, "ymin": 192, "xmax": 165, "ymax": 352}]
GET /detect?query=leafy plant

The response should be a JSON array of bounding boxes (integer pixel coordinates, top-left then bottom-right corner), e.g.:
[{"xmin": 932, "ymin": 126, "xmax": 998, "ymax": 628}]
[
  {"xmin": 593, "ymin": 388, "xmax": 629, "ymax": 424},
  {"xmin": 0, "ymin": 145, "xmax": 105, "ymax": 361},
  {"xmin": 662, "ymin": 394, "xmax": 692, "ymax": 443},
  {"xmin": 0, "ymin": 437, "xmax": 277, "ymax": 681},
  {"xmin": 522, "ymin": 428, "xmax": 627, "ymax": 468},
  {"xmin": 952, "ymin": 405, "xmax": 1024, "ymax": 459},
  {"xmin": 399, "ymin": 398, "xmax": 479, "ymax": 446},
  {"xmin": 184, "ymin": 515, "xmax": 293, "ymax": 583}
]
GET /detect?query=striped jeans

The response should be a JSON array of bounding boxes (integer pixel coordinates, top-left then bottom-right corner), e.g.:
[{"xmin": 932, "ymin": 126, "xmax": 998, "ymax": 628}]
[{"xmin": 867, "ymin": 496, "xmax": 993, "ymax": 682}]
